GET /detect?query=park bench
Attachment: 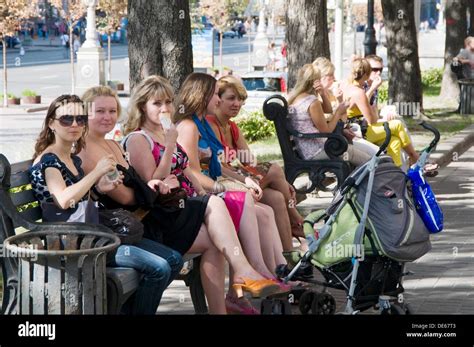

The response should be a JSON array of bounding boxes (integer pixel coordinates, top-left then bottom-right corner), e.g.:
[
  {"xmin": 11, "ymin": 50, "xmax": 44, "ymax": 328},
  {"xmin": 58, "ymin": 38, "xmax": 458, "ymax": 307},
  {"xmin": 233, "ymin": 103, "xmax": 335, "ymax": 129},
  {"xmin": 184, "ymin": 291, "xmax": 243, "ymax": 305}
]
[
  {"xmin": 262, "ymin": 95, "xmax": 351, "ymax": 194},
  {"xmin": 0, "ymin": 154, "xmax": 207, "ymax": 314}
]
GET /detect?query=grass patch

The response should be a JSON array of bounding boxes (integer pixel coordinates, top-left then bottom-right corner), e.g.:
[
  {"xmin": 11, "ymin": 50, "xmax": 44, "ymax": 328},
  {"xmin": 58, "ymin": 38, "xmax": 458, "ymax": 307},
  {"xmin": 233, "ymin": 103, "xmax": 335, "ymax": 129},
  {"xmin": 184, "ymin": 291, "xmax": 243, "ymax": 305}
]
[
  {"xmin": 422, "ymin": 83, "xmax": 441, "ymax": 97},
  {"xmin": 405, "ymin": 113, "xmax": 474, "ymax": 134}
]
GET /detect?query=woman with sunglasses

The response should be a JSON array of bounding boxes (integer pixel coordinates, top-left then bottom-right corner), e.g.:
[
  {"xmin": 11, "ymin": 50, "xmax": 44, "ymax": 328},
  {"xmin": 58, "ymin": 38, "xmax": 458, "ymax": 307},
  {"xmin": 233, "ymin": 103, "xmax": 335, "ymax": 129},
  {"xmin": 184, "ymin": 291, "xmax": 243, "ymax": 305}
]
[
  {"xmin": 79, "ymin": 86, "xmax": 283, "ymax": 314},
  {"xmin": 30, "ymin": 95, "xmax": 186, "ymax": 315},
  {"xmin": 343, "ymin": 58, "xmax": 430, "ymax": 170}
]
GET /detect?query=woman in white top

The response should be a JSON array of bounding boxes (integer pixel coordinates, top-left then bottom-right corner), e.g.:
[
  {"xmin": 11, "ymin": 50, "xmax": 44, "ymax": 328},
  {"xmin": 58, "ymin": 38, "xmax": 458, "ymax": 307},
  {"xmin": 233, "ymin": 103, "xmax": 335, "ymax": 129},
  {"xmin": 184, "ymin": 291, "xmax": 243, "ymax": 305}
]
[{"xmin": 288, "ymin": 64, "xmax": 371, "ymax": 167}]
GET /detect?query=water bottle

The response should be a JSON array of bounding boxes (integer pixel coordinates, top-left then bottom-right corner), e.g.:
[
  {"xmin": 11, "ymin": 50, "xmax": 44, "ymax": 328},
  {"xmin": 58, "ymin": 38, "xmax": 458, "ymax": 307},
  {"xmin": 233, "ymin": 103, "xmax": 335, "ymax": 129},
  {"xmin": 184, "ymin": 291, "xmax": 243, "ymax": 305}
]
[
  {"xmin": 105, "ymin": 167, "xmax": 120, "ymax": 182},
  {"xmin": 407, "ymin": 165, "xmax": 443, "ymax": 233}
]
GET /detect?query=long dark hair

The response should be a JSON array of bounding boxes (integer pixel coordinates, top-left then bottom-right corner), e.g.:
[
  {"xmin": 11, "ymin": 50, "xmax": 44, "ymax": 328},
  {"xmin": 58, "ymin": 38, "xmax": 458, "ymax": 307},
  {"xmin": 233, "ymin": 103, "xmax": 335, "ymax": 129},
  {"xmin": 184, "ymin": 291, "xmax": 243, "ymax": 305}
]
[{"xmin": 33, "ymin": 95, "xmax": 87, "ymax": 160}]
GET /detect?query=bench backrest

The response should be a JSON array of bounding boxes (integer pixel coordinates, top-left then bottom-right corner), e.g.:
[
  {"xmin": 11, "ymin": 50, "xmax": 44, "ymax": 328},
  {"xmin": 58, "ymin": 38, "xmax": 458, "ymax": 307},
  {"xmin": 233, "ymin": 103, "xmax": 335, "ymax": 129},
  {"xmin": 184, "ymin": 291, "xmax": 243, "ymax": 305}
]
[
  {"xmin": 262, "ymin": 95, "xmax": 351, "ymax": 193},
  {"xmin": 6, "ymin": 159, "xmax": 42, "ymax": 228}
]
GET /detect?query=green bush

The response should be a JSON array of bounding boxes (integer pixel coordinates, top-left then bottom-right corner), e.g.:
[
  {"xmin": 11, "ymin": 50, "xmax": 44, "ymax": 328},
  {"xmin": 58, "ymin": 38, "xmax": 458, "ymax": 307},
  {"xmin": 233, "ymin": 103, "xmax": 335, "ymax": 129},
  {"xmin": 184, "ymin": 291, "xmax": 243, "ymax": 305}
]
[
  {"xmin": 421, "ymin": 68, "xmax": 443, "ymax": 87},
  {"xmin": 236, "ymin": 110, "xmax": 275, "ymax": 142},
  {"xmin": 22, "ymin": 89, "xmax": 37, "ymax": 97},
  {"xmin": 0, "ymin": 93, "xmax": 18, "ymax": 99},
  {"xmin": 377, "ymin": 81, "xmax": 389, "ymax": 104}
]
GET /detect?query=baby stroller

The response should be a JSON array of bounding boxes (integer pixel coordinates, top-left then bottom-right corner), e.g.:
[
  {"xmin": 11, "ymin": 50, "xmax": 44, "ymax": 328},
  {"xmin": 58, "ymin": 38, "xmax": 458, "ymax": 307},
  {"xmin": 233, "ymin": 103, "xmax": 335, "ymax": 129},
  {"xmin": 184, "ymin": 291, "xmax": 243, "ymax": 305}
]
[{"xmin": 280, "ymin": 122, "xmax": 441, "ymax": 315}]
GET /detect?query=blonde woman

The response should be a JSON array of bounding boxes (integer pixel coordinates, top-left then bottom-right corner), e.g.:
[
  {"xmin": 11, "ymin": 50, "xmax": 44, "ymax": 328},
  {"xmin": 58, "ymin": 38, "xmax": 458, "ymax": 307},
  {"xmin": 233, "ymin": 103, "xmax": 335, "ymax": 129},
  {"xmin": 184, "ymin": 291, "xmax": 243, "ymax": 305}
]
[
  {"xmin": 313, "ymin": 57, "xmax": 379, "ymax": 157},
  {"xmin": 342, "ymin": 58, "xmax": 423, "ymax": 168},
  {"xmin": 79, "ymin": 86, "xmax": 283, "ymax": 315},
  {"xmin": 207, "ymin": 75, "xmax": 307, "ymax": 244},
  {"xmin": 288, "ymin": 64, "xmax": 370, "ymax": 166}
]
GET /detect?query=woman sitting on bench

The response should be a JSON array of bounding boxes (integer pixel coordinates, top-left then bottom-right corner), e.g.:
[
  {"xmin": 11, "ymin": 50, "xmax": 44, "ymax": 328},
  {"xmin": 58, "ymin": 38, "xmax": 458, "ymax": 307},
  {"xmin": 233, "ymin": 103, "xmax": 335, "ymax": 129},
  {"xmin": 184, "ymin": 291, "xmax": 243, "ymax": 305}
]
[
  {"xmin": 80, "ymin": 86, "xmax": 284, "ymax": 315},
  {"xmin": 206, "ymin": 75, "xmax": 307, "ymax": 246},
  {"xmin": 29, "ymin": 94, "xmax": 184, "ymax": 315},
  {"xmin": 288, "ymin": 64, "xmax": 371, "ymax": 167}
]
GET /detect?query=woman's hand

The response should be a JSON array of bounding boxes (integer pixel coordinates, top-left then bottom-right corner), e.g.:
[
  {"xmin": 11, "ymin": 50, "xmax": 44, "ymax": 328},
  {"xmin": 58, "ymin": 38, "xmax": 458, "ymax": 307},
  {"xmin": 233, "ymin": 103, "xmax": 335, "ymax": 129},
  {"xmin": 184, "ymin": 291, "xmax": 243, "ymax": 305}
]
[
  {"xmin": 313, "ymin": 80, "xmax": 326, "ymax": 96},
  {"xmin": 163, "ymin": 174, "xmax": 180, "ymax": 190},
  {"xmin": 164, "ymin": 124, "xmax": 179, "ymax": 148},
  {"xmin": 94, "ymin": 155, "xmax": 117, "ymax": 177},
  {"xmin": 96, "ymin": 171, "xmax": 124, "ymax": 193},
  {"xmin": 288, "ymin": 183, "xmax": 296, "ymax": 204},
  {"xmin": 245, "ymin": 177, "xmax": 263, "ymax": 201},
  {"xmin": 148, "ymin": 179, "xmax": 171, "ymax": 195}
]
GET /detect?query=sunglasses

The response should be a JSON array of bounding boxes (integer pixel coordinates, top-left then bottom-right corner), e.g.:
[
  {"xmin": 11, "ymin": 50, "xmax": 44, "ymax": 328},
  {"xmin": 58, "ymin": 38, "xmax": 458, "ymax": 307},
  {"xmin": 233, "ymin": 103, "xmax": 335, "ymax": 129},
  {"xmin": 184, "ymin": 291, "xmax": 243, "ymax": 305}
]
[
  {"xmin": 371, "ymin": 67, "xmax": 383, "ymax": 72},
  {"xmin": 55, "ymin": 115, "xmax": 88, "ymax": 127}
]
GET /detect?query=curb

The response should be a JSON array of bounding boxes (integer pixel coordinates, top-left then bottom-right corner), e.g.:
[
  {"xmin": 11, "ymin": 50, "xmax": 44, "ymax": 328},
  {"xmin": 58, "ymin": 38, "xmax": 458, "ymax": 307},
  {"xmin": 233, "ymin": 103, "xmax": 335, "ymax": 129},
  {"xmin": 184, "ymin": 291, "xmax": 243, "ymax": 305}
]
[{"xmin": 430, "ymin": 124, "xmax": 474, "ymax": 167}]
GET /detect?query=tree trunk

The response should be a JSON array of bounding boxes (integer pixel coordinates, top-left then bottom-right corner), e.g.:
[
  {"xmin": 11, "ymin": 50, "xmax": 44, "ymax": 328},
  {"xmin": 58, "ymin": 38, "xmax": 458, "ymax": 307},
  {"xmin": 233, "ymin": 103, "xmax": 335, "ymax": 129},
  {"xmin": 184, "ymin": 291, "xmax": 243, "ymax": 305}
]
[
  {"xmin": 128, "ymin": 0, "xmax": 193, "ymax": 93},
  {"xmin": 108, "ymin": 34, "xmax": 112, "ymax": 82},
  {"xmin": 440, "ymin": 0, "xmax": 467, "ymax": 102},
  {"xmin": 285, "ymin": 0, "xmax": 329, "ymax": 89},
  {"xmin": 381, "ymin": 0, "xmax": 423, "ymax": 116},
  {"xmin": 219, "ymin": 32, "xmax": 223, "ymax": 76},
  {"xmin": 70, "ymin": 27, "xmax": 75, "ymax": 94},
  {"xmin": 469, "ymin": 2, "xmax": 474, "ymax": 36},
  {"xmin": 3, "ymin": 38, "xmax": 7, "ymax": 107}
]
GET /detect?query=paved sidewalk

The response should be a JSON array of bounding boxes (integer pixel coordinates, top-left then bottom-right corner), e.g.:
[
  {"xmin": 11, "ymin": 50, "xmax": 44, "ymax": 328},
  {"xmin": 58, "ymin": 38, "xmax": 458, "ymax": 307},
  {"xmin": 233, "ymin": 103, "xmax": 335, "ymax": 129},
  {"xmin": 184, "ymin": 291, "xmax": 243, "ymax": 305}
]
[
  {"xmin": 403, "ymin": 145, "xmax": 474, "ymax": 314},
  {"xmin": 156, "ymin": 145, "xmax": 474, "ymax": 314}
]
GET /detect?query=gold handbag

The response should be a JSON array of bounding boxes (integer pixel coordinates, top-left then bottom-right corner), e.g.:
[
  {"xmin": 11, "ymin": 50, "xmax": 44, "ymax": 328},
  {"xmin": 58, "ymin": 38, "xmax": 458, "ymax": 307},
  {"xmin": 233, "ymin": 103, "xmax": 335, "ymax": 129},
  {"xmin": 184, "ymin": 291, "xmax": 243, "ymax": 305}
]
[{"xmin": 216, "ymin": 177, "xmax": 250, "ymax": 192}]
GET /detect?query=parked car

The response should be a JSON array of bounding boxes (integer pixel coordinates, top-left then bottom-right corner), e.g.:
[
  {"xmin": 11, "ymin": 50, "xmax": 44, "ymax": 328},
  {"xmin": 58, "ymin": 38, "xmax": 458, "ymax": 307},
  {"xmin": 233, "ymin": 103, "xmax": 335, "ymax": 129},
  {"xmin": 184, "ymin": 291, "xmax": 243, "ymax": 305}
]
[
  {"xmin": 216, "ymin": 31, "xmax": 236, "ymax": 40},
  {"xmin": 240, "ymin": 71, "xmax": 287, "ymax": 112}
]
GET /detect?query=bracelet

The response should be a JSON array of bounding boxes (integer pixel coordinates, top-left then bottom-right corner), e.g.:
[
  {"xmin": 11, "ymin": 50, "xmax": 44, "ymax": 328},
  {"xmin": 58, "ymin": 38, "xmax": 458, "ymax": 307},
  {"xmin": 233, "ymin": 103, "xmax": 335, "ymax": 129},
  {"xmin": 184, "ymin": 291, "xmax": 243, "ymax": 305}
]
[
  {"xmin": 212, "ymin": 181, "xmax": 226, "ymax": 194},
  {"xmin": 93, "ymin": 184, "xmax": 106, "ymax": 196}
]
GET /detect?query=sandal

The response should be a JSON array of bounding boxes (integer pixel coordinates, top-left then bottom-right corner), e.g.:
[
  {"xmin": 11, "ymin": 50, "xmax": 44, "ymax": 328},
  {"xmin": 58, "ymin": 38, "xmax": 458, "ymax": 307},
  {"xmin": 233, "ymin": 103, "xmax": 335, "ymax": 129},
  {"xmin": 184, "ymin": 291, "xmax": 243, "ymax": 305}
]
[
  {"xmin": 232, "ymin": 278, "xmax": 281, "ymax": 298},
  {"xmin": 225, "ymin": 293, "xmax": 259, "ymax": 315}
]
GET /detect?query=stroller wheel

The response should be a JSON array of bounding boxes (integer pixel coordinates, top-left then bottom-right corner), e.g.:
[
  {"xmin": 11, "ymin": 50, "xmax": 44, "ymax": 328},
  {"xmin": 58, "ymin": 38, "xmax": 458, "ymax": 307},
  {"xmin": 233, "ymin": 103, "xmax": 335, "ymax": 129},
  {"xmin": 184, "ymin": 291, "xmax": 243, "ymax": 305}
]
[
  {"xmin": 298, "ymin": 290, "xmax": 315, "ymax": 315},
  {"xmin": 311, "ymin": 292, "xmax": 336, "ymax": 315}
]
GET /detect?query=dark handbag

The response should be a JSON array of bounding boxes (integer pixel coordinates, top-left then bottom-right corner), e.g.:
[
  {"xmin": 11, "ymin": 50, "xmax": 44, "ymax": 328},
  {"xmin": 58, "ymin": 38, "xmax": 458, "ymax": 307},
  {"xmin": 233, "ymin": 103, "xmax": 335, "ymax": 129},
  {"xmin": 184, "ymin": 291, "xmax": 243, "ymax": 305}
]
[
  {"xmin": 98, "ymin": 208, "xmax": 144, "ymax": 245},
  {"xmin": 155, "ymin": 188, "xmax": 188, "ymax": 208},
  {"xmin": 42, "ymin": 192, "xmax": 99, "ymax": 223}
]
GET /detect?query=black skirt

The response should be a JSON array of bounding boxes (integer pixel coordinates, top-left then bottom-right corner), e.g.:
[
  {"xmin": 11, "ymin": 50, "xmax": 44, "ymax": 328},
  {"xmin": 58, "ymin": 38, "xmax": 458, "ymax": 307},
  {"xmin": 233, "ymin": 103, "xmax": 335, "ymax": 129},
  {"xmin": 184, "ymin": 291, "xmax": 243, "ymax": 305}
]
[{"xmin": 142, "ymin": 195, "xmax": 210, "ymax": 255}]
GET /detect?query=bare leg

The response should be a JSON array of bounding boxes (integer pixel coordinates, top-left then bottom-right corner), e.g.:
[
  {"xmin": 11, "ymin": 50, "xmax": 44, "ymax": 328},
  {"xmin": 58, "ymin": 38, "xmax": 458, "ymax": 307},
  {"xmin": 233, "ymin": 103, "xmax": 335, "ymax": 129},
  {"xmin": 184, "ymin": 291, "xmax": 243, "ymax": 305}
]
[
  {"xmin": 200, "ymin": 195, "xmax": 271, "ymax": 281},
  {"xmin": 259, "ymin": 188, "xmax": 293, "ymax": 251},
  {"xmin": 255, "ymin": 202, "xmax": 287, "ymax": 276},
  {"xmin": 187, "ymin": 225, "xmax": 226, "ymax": 314},
  {"xmin": 259, "ymin": 164, "xmax": 305, "ymax": 233},
  {"xmin": 236, "ymin": 193, "xmax": 275, "ymax": 279}
]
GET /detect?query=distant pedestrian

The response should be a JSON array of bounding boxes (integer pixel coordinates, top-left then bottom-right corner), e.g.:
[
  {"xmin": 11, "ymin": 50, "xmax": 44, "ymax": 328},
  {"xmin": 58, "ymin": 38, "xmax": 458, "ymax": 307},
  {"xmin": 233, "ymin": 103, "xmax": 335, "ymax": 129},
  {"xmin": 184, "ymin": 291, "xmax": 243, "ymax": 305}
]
[
  {"xmin": 61, "ymin": 33, "xmax": 70, "ymax": 59},
  {"xmin": 73, "ymin": 35, "xmax": 81, "ymax": 57}
]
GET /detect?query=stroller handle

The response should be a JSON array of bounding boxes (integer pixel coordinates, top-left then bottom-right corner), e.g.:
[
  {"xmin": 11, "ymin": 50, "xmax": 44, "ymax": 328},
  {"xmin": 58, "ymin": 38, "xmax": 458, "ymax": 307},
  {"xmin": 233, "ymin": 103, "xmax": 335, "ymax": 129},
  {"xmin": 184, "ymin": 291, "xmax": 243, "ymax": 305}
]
[
  {"xmin": 419, "ymin": 121, "xmax": 440, "ymax": 153},
  {"xmin": 376, "ymin": 122, "xmax": 391, "ymax": 157}
]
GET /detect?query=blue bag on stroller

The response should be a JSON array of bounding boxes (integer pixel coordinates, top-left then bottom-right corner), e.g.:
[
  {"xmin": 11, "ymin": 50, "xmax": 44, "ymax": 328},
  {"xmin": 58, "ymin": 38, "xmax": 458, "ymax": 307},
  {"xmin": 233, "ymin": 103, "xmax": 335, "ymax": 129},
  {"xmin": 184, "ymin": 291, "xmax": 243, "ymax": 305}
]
[
  {"xmin": 406, "ymin": 122, "xmax": 443, "ymax": 233},
  {"xmin": 407, "ymin": 166, "xmax": 443, "ymax": 233}
]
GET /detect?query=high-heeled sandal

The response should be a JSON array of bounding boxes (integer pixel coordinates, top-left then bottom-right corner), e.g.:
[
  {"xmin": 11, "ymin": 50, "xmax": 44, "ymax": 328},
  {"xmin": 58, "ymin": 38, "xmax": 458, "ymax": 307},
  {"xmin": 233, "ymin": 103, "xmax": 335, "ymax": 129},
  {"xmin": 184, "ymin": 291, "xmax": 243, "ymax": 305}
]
[
  {"xmin": 225, "ymin": 294, "xmax": 259, "ymax": 315},
  {"xmin": 232, "ymin": 278, "xmax": 281, "ymax": 298}
]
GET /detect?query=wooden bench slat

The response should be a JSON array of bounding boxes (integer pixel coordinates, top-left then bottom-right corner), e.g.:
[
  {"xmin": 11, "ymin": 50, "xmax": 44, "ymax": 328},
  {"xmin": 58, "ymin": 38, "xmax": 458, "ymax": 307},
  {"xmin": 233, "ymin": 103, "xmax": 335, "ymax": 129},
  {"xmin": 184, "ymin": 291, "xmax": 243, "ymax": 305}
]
[
  {"xmin": 17, "ymin": 206, "xmax": 42, "ymax": 225},
  {"xmin": 11, "ymin": 189, "xmax": 37, "ymax": 207},
  {"xmin": 10, "ymin": 174, "xmax": 33, "ymax": 189}
]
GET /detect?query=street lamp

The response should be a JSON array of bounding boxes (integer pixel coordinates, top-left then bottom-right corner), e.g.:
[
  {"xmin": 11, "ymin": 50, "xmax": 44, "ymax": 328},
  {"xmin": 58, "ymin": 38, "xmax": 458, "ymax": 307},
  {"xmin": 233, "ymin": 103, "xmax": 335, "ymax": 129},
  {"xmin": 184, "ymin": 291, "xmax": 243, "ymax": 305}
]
[{"xmin": 363, "ymin": 0, "xmax": 377, "ymax": 56}]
